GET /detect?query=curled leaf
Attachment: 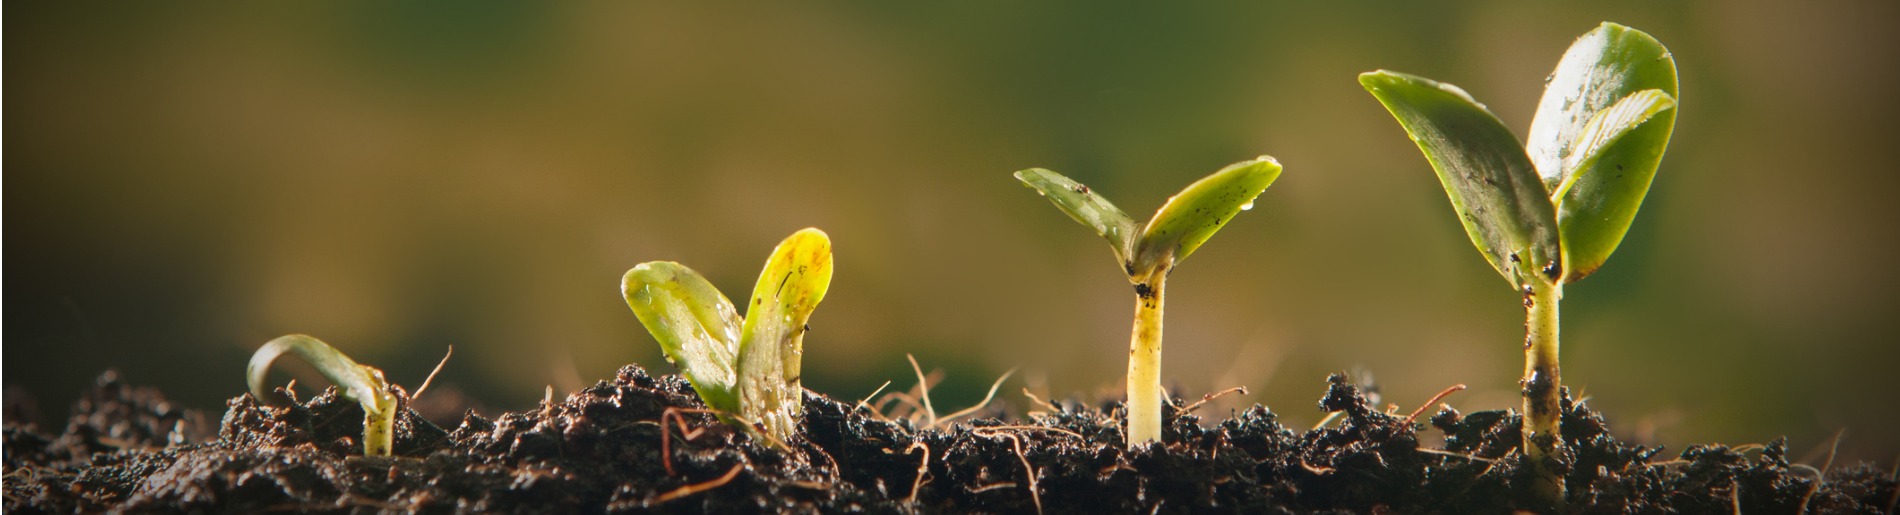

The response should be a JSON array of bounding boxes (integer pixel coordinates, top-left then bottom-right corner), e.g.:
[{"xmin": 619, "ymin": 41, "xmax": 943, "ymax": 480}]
[
  {"xmin": 1527, "ymin": 22, "xmax": 1679, "ymax": 190},
  {"xmin": 247, "ymin": 334, "xmax": 398, "ymax": 456},
  {"xmin": 1360, "ymin": 70, "xmax": 1563, "ymax": 286},
  {"xmin": 736, "ymin": 228, "xmax": 834, "ymax": 442},
  {"xmin": 1529, "ymin": 23, "xmax": 1680, "ymax": 282},
  {"xmin": 622, "ymin": 262, "xmax": 743, "ymax": 413}
]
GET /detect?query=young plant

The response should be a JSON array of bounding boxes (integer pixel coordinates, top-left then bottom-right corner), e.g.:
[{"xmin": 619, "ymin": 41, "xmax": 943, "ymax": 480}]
[
  {"xmin": 1359, "ymin": 22, "xmax": 1678, "ymax": 499},
  {"xmin": 1015, "ymin": 157, "xmax": 1282, "ymax": 446},
  {"xmin": 621, "ymin": 228, "xmax": 834, "ymax": 444},
  {"xmin": 248, "ymin": 334, "xmax": 400, "ymax": 456}
]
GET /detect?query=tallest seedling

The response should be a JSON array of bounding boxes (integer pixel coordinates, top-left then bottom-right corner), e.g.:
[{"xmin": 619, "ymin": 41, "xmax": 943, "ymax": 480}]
[
  {"xmin": 1016, "ymin": 157, "xmax": 1281, "ymax": 446},
  {"xmin": 1360, "ymin": 22, "xmax": 1678, "ymax": 500}
]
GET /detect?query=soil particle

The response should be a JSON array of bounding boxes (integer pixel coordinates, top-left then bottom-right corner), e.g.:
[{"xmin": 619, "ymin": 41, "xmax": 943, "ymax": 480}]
[{"xmin": 6, "ymin": 367, "xmax": 1895, "ymax": 513}]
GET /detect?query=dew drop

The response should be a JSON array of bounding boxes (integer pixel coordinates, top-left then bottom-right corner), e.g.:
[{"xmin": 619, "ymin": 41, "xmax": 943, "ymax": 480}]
[{"xmin": 1239, "ymin": 200, "xmax": 1255, "ymax": 211}]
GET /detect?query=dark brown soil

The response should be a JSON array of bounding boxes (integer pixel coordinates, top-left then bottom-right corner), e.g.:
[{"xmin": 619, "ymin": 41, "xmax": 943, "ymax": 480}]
[{"xmin": 5, "ymin": 368, "xmax": 1895, "ymax": 513}]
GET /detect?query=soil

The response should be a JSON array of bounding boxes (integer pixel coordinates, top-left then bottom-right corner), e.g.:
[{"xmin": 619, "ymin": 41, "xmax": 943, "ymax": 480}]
[{"xmin": 5, "ymin": 367, "xmax": 1895, "ymax": 514}]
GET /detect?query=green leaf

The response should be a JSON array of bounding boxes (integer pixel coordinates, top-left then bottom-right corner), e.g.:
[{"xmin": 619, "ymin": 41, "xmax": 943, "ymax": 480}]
[
  {"xmin": 1527, "ymin": 23, "xmax": 1679, "ymax": 282},
  {"xmin": 622, "ymin": 261, "xmax": 742, "ymax": 413},
  {"xmin": 1131, "ymin": 156, "xmax": 1282, "ymax": 277},
  {"xmin": 736, "ymin": 228, "xmax": 834, "ymax": 441},
  {"xmin": 1360, "ymin": 70, "xmax": 1563, "ymax": 286},
  {"xmin": 1014, "ymin": 168, "xmax": 1140, "ymax": 264}
]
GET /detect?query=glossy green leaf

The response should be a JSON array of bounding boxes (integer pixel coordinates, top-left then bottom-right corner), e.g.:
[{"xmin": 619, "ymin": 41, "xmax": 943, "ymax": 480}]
[
  {"xmin": 622, "ymin": 262, "xmax": 742, "ymax": 413},
  {"xmin": 247, "ymin": 334, "xmax": 398, "ymax": 456},
  {"xmin": 1527, "ymin": 23, "xmax": 1679, "ymax": 282},
  {"xmin": 1013, "ymin": 168, "xmax": 1139, "ymax": 263},
  {"xmin": 1131, "ymin": 156, "xmax": 1281, "ymax": 277},
  {"xmin": 1360, "ymin": 70, "xmax": 1562, "ymax": 286},
  {"xmin": 735, "ymin": 228, "xmax": 833, "ymax": 441}
]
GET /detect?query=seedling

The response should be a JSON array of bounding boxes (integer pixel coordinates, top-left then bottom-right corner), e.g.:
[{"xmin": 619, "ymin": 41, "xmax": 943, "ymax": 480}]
[
  {"xmin": 247, "ymin": 334, "xmax": 400, "ymax": 456},
  {"xmin": 1015, "ymin": 157, "xmax": 1282, "ymax": 446},
  {"xmin": 622, "ymin": 228, "xmax": 834, "ymax": 444},
  {"xmin": 1359, "ymin": 22, "xmax": 1678, "ymax": 499}
]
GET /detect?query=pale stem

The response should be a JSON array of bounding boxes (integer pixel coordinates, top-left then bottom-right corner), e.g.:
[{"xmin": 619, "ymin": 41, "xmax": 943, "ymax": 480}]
[
  {"xmin": 1125, "ymin": 272, "xmax": 1167, "ymax": 446},
  {"xmin": 1521, "ymin": 278, "xmax": 1564, "ymax": 500},
  {"xmin": 364, "ymin": 399, "xmax": 396, "ymax": 456}
]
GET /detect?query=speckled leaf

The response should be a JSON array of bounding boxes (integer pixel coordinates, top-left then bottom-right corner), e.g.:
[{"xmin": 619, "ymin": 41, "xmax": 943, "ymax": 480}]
[
  {"xmin": 1014, "ymin": 168, "xmax": 1140, "ymax": 264},
  {"xmin": 622, "ymin": 262, "xmax": 742, "ymax": 413},
  {"xmin": 1527, "ymin": 23, "xmax": 1679, "ymax": 282},
  {"xmin": 1361, "ymin": 71, "xmax": 1562, "ymax": 286},
  {"xmin": 736, "ymin": 228, "xmax": 833, "ymax": 441},
  {"xmin": 1131, "ymin": 157, "xmax": 1281, "ymax": 277}
]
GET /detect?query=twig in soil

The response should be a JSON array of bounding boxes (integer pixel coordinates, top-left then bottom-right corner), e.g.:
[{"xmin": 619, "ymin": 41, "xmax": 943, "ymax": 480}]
[
  {"xmin": 660, "ymin": 407, "xmax": 718, "ymax": 476},
  {"xmin": 878, "ymin": 391, "xmax": 927, "ymax": 421},
  {"xmin": 283, "ymin": 379, "xmax": 299, "ymax": 402},
  {"xmin": 906, "ymin": 441, "xmax": 931, "ymax": 504},
  {"xmin": 1730, "ymin": 479, "xmax": 1742, "ymax": 515},
  {"xmin": 1482, "ymin": 452, "xmax": 1512, "ymax": 480},
  {"xmin": 1797, "ymin": 428, "xmax": 1845, "ymax": 515},
  {"xmin": 969, "ymin": 482, "xmax": 1018, "ymax": 494},
  {"xmin": 652, "ymin": 463, "xmax": 745, "ymax": 504},
  {"xmin": 541, "ymin": 386, "xmax": 555, "ymax": 417},
  {"xmin": 1310, "ymin": 410, "xmax": 1343, "ymax": 432},
  {"xmin": 852, "ymin": 380, "xmax": 893, "ymax": 418},
  {"xmin": 1300, "ymin": 459, "xmax": 1335, "ymax": 475},
  {"xmin": 973, "ymin": 430, "xmax": 1043, "ymax": 514},
  {"xmin": 934, "ymin": 368, "xmax": 1018, "ymax": 428},
  {"xmin": 975, "ymin": 425, "xmax": 1084, "ymax": 440},
  {"xmin": 906, "ymin": 354, "xmax": 939, "ymax": 427},
  {"xmin": 1178, "ymin": 386, "xmax": 1248, "ymax": 415},
  {"xmin": 1402, "ymin": 383, "xmax": 1467, "ymax": 424},
  {"xmin": 411, "ymin": 346, "xmax": 454, "ymax": 401},
  {"xmin": 786, "ymin": 480, "xmax": 829, "ymax": 490},
  {"xmin": 1021, "ymin": 388, "xmax": 1060, "ymax": 414},
  {"xmin": 1416, "ymin": 447, "xmax": 1497, "ymax": 464}
]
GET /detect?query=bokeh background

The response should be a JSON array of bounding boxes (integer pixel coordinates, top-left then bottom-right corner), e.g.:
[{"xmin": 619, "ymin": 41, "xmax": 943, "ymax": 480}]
[{"xmin": 9, "ymin": 2, "xmax": 1898, "ymax": 463}]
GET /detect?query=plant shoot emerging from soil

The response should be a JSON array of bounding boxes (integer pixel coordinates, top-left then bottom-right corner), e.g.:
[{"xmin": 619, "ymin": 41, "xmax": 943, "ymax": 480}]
[
  {"xmin": 1015, "ymin": 157, "xmax": 1282, "ymax": 447},
  {"xmin": 246, "ymin": 334, "xmax": 400, "ymax": 456},
  {"xmin": 622, "ymin": 228, "xmax": 834, "ymax": 444},
  {"xmin": 1360, "ymin": 22, "xmax": 1678, "ymax": 502}
]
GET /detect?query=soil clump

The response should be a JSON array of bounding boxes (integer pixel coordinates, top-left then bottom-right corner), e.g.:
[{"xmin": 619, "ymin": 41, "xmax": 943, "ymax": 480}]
[{"xmin": 5, "ymin": 368, "xmax": 1895, "ymax": 513}]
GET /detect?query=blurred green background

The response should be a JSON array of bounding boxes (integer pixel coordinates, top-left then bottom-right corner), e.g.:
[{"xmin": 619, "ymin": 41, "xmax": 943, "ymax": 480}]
[{"xmin": 8, "ymin": 2, "xmax": 1898, "ymax": 462}]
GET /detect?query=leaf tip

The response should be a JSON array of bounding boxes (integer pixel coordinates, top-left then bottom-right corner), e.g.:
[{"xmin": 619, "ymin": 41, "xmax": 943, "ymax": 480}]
[
  {"xmin": 1357, "ymin": 70, "xmax": 1397, "ymax": 90},
  {"xmin": 622, "ymin": 261, "xmax": 671, "ymax": 295}
]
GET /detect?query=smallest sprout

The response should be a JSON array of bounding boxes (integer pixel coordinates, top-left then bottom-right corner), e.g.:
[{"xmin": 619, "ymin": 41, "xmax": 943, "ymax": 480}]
[{"xmin": 247, "ymin": 334, "xmax": 399, "ymax": 456}]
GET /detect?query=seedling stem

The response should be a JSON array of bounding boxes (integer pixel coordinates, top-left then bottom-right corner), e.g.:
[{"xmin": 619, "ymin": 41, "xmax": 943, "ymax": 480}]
[
  {"xmin": 1015, "ymin": 157, "xmax": 1281, "ymax": 447},
  {"xmin": 1522, "ymin": 278, "xmax": 1563, "ymax": 498},
  {"xmin": 1126, "ymin": 270, "xmax": 1168, "ymax": 444}
]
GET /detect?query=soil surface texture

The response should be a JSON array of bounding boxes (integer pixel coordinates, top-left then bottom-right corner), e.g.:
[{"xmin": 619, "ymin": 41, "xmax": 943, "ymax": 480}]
[{"xmin": 5, "ymin": 367, "xmax": 1896, "ymax": 513}]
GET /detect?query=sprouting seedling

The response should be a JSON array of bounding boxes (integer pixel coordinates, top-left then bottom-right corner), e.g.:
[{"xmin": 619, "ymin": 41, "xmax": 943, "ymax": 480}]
[
  {"xmin": 621, "ymin": 228, "xmax": 833, "ymax": 444},
  {"xmin": 1359, "ymin": 22, "xmax": 1677, "ymax": 501},
  {"xmin": 247, "ymin": 334, "xmax": 400, "ymax": 456},
  {"xmin": 1015, "ymin": 157, "xmax": 1282, "ymax": 447}
]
